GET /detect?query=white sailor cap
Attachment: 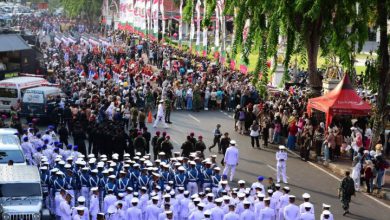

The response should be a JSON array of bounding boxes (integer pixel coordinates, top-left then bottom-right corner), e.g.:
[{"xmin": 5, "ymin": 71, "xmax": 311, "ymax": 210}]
[
  {"xmin": 238, "ymin": 180, "xmax": 245, "ymax": 184},
  {"xmin": 64, "ymin": 164, "xmax": 71, "ymax": 169},
  {"xmin": 76, "ymin": 206, "xmax": 85, "ymax": 211},
  {"xmin": 211, "ymin": 155, "xmax": 217, "ymax": 158},
  {"xmin": 215, "ymin": 198, "xmax": 223, "ymax": 203},
  {"xmin": 213, "ymin": 167, "xmax": 221, "ymax": 171},
  {"xmin": 152, "ymin": 196, "xmax": 159, "ymax": 201},
  {"xmin": 230, "ymin": 140, "xmax": 236, "ymax": 145},
  {"xmin": 197, "ymin": 203, "xmax": 205, "ymax": 208},
  {"xmin": 237, "ymin": 193, "xmax": 245, "ymax": 198},
  {"xmin": 40, "ymin": 166, "xmax": 48, "ymax": 170},
  {"xmin": 243, "ymin": 200, "xmax": 251, "ymax": 205},
  {"xmin": 289, "ymin": 195, "xmax": 296, "ymax": 199},
  {"xmin": 189, "ymin": 161, "xmax": 196, "ymax": 165},
  {"xmin": 158, "ymin": 152, "xmax": 166, "ymax": 156},
  {"xmin": 178, "ymin": 166, "xmax": 186, "ymax": 171},
  {"xmin": 87, "ymin": 154, "xmax": 95, "ymax": 158},
  {"xmin": 118, "ymin": 193, "xmax": 124, "ymax": 198},
  {"xmin": 304, "ymin": 203, "xmax": 312, "ymax": 208},
  {"xmin": 77, "ymin": 196, "xmax": 86, "ymax": 202},
  {"xmin": 322, "ymin": 210, "xmax": 331, "ymax": 215},
  {"xmin": 279, "ymin": 145, "xmax": 286, "ymax": 150},
  {"xmin": 108, "ymin": 175, "xmax": 116, "ymax": 179},
  {"xmin": 91, "ymin": 187, "xmax": 99, "ymax": 192},
  {"xmin": 322, "ymin": 203, "xmax": 331, "ymax": 208},
  {"xmin": 302, "ymin": 193, "xmax": 311, "ymax": 199},
  {"xmin": 283, "ymin": 186, "xmax": 290, "ymax": 191},
  {"xmin": 112, "ymin": 153, "xmax": 119, "ymax": 159},
  {"xmin": 124, "ymin": 153, "xmax": 130, "ymax": 157},
  {"xmin": 257, "ymin": 193, "xmax": 265, "ymax": 198},
  {"xmin": 135, "ymin": 152, "xmax": 142, "ymax": 156},
  {"xmin": 204, "ymin": 210, "xmax": 211, "ymax": 215}
]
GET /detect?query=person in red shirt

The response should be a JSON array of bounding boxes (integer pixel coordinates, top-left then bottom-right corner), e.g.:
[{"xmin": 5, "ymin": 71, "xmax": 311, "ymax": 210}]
[{"xmin": 287, "ymin": 122, "xmax": 298, "ymax": 150}]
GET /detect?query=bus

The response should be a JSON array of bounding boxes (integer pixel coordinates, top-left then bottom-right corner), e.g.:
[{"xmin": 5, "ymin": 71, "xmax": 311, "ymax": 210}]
[{"xmin": 0, "ymin": 76, "xmax": 48, "ymax": 112}]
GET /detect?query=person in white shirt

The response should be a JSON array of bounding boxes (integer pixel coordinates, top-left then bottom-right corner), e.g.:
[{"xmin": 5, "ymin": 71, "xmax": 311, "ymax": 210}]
[
  {"xmin": 90, "ymin": 187, "xmax": 100, "ymax": 220},
  {"xmin": 59, "ymin": 192, "xmax": 73, "ymax": 220},
  {"xmin": 223, "ymin": 204, "xmax": 240, "ymax": 220},
  {"xmin": 259, "ymin": 198, "xmax": 276, "ymax": 220},
  {"xmin": 240, "ymin": 200, "xmax": 255, "ymax": 220},
  {"xmin": 127, "ymin": 198, "xmax": 142, "ymax": 220},
  {"xmin": 254, "ymin": 193, "xmax": 265, "ymax": 217},
  {"xmin": 223, "ymin": 140, "xmax": 239, "ymax": 181},
  {"xmin": 144, "ymin": 197, "xmax": 162, "ymax": 220},
  {"xmin": 210, "ymin": 198, "xmax": 225, "ymax": 220},
  {"xmin": 320, "ymin": 204, "xmax": 334, "ymax": 220},
  {"xmin": 276, "ymin": 145, "xmax": 288, "ymax": 184},
  {"xmin": 251, "ymin": 176, "xmax": 266, "ymax": 196},
  {"xmin": 299, "ymin": 204, "xmax": 315, "ymax": 220},
  {"xmin": 189, "ymin": 202, "xmax": 205, "ymax": 220},
  {"xmin": 104, "ymin": 190, "xmax": 117, "ymax": 213},
  {"xmin": 153, "ymin": 100, "xmax": 169, "ymax": 128},
  {"xmin": 299, "ymin": 193, "xmax": 314, "ymax": 215},
  {"xmin": 72, "ymin": 207, "xmax": 85, "ymax": 220},
  {"xmin": 72, "ymin": 196, "xmax": 89, "ymax": 220},
  {"xmin": 283, "ymin": 195, "xmax": 300, "ymax": 220}
]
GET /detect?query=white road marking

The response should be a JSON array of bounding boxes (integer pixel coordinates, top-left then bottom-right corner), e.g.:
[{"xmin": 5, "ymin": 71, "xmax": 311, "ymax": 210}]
[
  {"xmin": 188, "ymin": 114, "xmax": 200, "ymax": 123},
  {"xmin": 286, "ymin": 149, "xmax": 390, "ymax": 209}
]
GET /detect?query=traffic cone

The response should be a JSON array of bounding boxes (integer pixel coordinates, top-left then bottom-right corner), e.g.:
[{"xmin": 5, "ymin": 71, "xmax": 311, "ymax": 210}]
[{"xmin": 147, "ymin": 111, "xmax": 153, "ymax": 123}]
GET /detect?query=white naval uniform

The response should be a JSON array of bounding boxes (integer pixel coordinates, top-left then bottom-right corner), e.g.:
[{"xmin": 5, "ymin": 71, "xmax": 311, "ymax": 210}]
[
  {"xmin": 254, "ymin": 201, "xmax": 265, "ymax": 217},
  {"xmin": 250, "ymin": 182, "xmax": 265, "ymax": 195},
  {"xmin": 283, "ymin": 204, "xmax": 299, "ymax": 220},
  {"xmin": 144, "ymin": 204, "xmax": 162, "ymax": 220},
  {"xmin": 223, "ymin": 146, "xmax": 239, "ymax": 181},
  {"xmin": 103, "ymin": 194, "xmax": 117, "ymax": 213},
  {"xmin": 90, "ymin": 194, "xmax": 100, "ymax": 220},
  {"xmin": 189, "ymin": 209, "xmax": 204, "ymax": 220},
  {"xmin": 223, "ymin": 211, "xmax": 240, "ymax": 220},
  {"xmin": 275, "ymin": 150, "xmax": 288, "ymax": 183},
  {"xmin": 259, "ymin": 207, "xmax": 276, "ymax": 220},
  {"xmin": 153, "ymin": 103, "xmax": 168, "ymax": 128},
  {"xmin": 299, "ymin": 202, "xmax": 314, "ymax": 215},
  {"xmin": 71, "ymin": 206, "xmax": 89, "ymax": 220},
  {"xmin": 320, "ymin": 212, "xmax": 334, "ymax": 220},
  {"xmin": 240, "ymin": 209, "xmax": 255, "ymax": 220},
  {"xmin": 298, "ymin": 212, "xmax": 315, "ymax": 220},
  {"xmin": 126, "ymin": 206, "xmax": 142, "ymax": 220},
  {"xmin": 278, "ymin": 194, "xmax": 289, "ymax": 220},
  {"xmin": 59, "ymin": 200, "xmax": 72, "ymax": 219},
  {"xmin": 210, "ymin": 206, "xmax": 224, "ymax": 220},
  {"xmin": 72, "ymin": 214, "xmax": 83, "ymax": 220}
]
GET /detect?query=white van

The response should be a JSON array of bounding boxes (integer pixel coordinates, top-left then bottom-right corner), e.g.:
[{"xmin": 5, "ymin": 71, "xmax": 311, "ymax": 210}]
[
  {"xmin": 0, "ymin": 128, "xmax": 26, "ymax": 166},
  {"xmin": 0, "ymin": 76, "xmax": 49, "ymax": 112}
]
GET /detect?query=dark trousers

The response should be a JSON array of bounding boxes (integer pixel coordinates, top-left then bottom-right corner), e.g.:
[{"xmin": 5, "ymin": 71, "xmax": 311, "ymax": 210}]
[
  {"xmin": 209, "ymin": 136, "xmax": 221, "ymax": 152},
  {"xmin": 165, "ymin": 110, "xmax": 171, "ymax": 122},
  {"xmin": 251, "ymin": 136, "xmax": 260, "ymax": 148}
]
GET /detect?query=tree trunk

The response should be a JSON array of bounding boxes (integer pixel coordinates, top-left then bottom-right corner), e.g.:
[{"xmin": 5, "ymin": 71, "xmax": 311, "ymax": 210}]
[
  {"xmin": 306, "ymin": 19, "xmax": 323, "ymax": 97},
  {"xmin": 372, "ymin": 0, "xmax": 390, "ymax": 149}
]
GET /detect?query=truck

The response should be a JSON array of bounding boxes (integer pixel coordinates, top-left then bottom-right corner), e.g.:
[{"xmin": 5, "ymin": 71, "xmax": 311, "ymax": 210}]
[{"xmin": 0, "ymin": 166, "xmax": 50, "ymax": 220}]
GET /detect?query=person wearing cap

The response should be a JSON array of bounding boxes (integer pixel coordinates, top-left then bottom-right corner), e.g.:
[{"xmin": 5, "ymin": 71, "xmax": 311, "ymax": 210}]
[
  {"xmin": 276, "ymin": 145, "xmax": 288, "ymax": 184},
  {"xmin": 40, "ymin": 166, "xmax": 50, "ymax": 209},
  {"xmin": 220, "ymin": 133, "xmax": 231, "ymax": 166},
  {"xmin": 103, "ymin": 188, "xmax": 117, "ymax": 213},
  {"xmin": 253, "ymin": 193, "xmax": 265, "ymax": 217},
  {"xmin": 161, "ymin": 136, "xmax": 174, "ymax": 159},
  {"xmin": 283, "ymin": 195, "xmax": 299, "ymax": 220},
  {"xmin": 299, "ymin": 193, "xmax": 314, "ymax": 215},
  {"xmin": 299, "ymin": 202, "xmax": 315, "ymax": 220},
  {"xmin": 251, "ymin": 176, "xmax": 266, "ymax": 196},
  {"xmin": 174, "ymin": 166, "xmax": 188, "ymax": 191},
  {"xmin": 152, "ymin": 131, "xmax": 161, "ymax": 160},
  {"xmin": 210, "ymin": 198, "xmax": 224, "ymax": 220},
  {"xmin": 117, "ymin": 171, "xmax": 130, "ymax": 195},
  {"xmin": 72, "ymin": 206, "xmax": 85, "ymax": 220},
  {"xmin": 241, "ymin": 200, "xmax": 255, "ymax": 220},
  {"xmin": 134, "ymin": 132, "xmax": 148, "ymax": 156},
  {"xmin": 79, "ymin": 167, "xmax": 91, "ymax": 206},
  {"xmin": 259, "ymin": 198, "xmax": 276, "ymax": 220},
  {"xmin": 139, "ymin": 186, "xmax": 149, "ymax": 216},
  {"xmin": 223, "ymin": 140, "xmax": 239, "ymax": 182},
  {"xmin": 189, "ymin": 202, "xmax": 205, "ymax": 220},
  {"xmin": 209, "ymin": 124, "xmax": 222, "ymax": 153},
  {"xmin": 320, "ymin": 204, "xmax": 334, "ymax": 220},
  {"xmin": 21, "ymin": 136, "xmax": 34, "ymax": 164},
  {"xmin": 201, "ymin": 162, "xmax": 213, "ymax": 190},
  {"xmin": 181, "ymin": 136, "xmax": 195, "ymax": 158},
  {"xmin": 224, "ymin": 204, "xmax": 240, "ymax": 220},
  {"xmin": 278, "ymin": 186, "xmax": 290, "ymax": 220},
  {"xmin": 187, "ymin": 161, "xmax": 199, "ymax": 195},
  {"xmin": 158, "ymin": 203, "xmax": 172, "ymax": 220},
  {"xmin": 59, "ymin": 191, "xmax": 73, "ymax": 219},
  {"xmin": 144, "ymin": 196, "xmax": 162, "ymax": 220},
  {"xmin": 153, "ymin": 99, "xmax": 169, "ymax": 129},
  {"xmin": 64, "ymin": 168, "xmax": 78, "ymax": 207},
  {"xmin": 72, "ymin": 196, "xmax": 90, "ymax": 220},
  {"xmin": 138, "ymin": 168, "xmax": 151, "ymax": 191},
  {"xmin": 54, "ymin": 188, "xmax": 66, "ymax": 219},
  {"xmin": 126, "ymin": 198, "xmax": 142, "ymax": 220},
  {"xmin": 90, "ymin": 187, "xmax": 100, "ymax": 220},
  {"xmin": 195, "ymin": 136, "xmax": 206, "ymax": 158}
]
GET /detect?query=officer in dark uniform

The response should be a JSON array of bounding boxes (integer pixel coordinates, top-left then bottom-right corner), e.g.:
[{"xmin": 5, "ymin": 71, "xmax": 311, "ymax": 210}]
[{"xmin": 151, "ymin": 131, "xmax": 161, "ymax": 160}]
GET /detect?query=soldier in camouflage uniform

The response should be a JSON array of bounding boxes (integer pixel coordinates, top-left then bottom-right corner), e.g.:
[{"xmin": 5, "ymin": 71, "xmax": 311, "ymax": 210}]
[
  {"xmin": 338, "ymin": 171, "xmax": 356, "ymax": 216},
  {"xmin": 164, "ymin": 98, "xmax": 172, "ymax": 124}
]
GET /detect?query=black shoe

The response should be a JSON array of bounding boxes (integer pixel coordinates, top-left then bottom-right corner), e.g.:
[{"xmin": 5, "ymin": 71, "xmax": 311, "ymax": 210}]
[
  {"xmin": 208, "ymin": 147, "xmax": 212, "ymax": 152},
  {"xmin": 167, "ymin": 121, "xmax": 172, "ymax": 124}
]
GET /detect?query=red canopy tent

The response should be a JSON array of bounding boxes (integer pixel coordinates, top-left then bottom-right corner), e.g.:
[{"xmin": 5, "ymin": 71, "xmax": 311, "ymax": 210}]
[{"xmin": 307, "ymin": 73, "xmax": 371, "ymax": 128}]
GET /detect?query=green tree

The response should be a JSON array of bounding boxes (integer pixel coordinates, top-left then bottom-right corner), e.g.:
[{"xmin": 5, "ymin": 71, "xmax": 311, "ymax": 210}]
[{"xmin": 60, "ymin": 0, "xmax": 103, "ymax": 25}]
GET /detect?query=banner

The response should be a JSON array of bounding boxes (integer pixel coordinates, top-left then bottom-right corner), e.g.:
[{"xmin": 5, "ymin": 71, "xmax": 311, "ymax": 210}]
[
  {"xmin": 146, "ymin": 0, "xmax": 151, "ymax": 38},
  {"xmin": 134, "ymin": 0, "xmax": 139, "ymax": 33},
  {"xmin": 161, "ymin": 0, "xmax": 166, "ymax": 40},
  {"xmin": 195, "ymin": 0, "xmax": 201, "ymax": 53},
  {"xmin": 152, "ymin": 0, "xmax": 159, "ymax": 40},
  {"xmin": 202, "ymin": 0, "xmax": 207, "ymax": 56},
  {"xmin": 189, "ymin": 14, "xmax": 195, "ymax": 51},
  {"xmin": 214, "ymin": 0, "xmax": 220, "ymax": 60},
  {"xmin": 179, "ymin": 0, "xmax": 183, "ymax": 46},
  {"xmin": 140, "ymin": 0, "xmax": 146, "ymax": 36}
]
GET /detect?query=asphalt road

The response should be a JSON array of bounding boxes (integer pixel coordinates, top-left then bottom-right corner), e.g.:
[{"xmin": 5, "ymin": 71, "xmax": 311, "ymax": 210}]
[{"xmin": 147, "ymin": 110, "xmax": 390, "ymax": 220}]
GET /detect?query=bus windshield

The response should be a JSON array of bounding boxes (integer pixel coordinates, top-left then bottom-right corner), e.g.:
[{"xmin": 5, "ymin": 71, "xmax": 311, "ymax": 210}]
[{"xmin": 0, "ymin": 88, "xmax": 18, "ymax": 98}]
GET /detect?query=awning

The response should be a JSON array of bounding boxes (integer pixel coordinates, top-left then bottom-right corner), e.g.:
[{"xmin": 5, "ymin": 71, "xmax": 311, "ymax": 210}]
[{"xmin": 0, "ymin": 34, "xmax": 31, "ymax": 52}]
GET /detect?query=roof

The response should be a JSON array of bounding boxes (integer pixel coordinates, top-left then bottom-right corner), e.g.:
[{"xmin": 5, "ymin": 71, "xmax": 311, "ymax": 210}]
[
  {"xmin": 0, "ymin": 128, "xmax": 18, "ymax": 135},
  {"xmin": 25, "ymin": 86, "xmax": 62, "ymax": 94},
  {"xmin": 307, "ymin": 74, "xmax": 371, "ymax": 126},
  {"xmin": 0, "ymin": 76, "xmax": 45, "ymax": 84},
  {"xmin": 0, "ymin": 34, "xmax": 31, "ymax": 52},
  {"xmin": 0, "ymin": 166, "xmax": 40, "ymax": 183}
]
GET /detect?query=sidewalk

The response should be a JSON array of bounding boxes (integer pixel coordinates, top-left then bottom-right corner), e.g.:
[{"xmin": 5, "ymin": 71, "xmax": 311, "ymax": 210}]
[{"xmin": 268, "ymin": 141, "xmax": 390, "ymax": 200}]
